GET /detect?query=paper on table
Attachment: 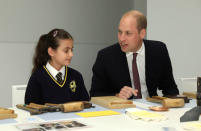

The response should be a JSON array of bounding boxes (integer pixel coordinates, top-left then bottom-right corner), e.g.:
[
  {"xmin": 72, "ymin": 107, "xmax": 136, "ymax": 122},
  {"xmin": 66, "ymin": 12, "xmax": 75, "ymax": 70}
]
[
  {"xmin": 76, "ymin": 110, "xmax": 120, "ymax": 117},
  {"xmin": 0, "ymin": 119, "xmax": 17, "ymax": 124},
  {"xmin": 182, "ymin": 122, "xmax": 201, "ymax": 131},
  {"xmin": 125, "ymin": 108, "xmax": 167, "ymax": 121}
]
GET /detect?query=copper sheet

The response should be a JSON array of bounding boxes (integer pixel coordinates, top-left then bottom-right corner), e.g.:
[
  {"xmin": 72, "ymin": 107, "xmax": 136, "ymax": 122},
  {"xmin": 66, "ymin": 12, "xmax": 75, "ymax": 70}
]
[{"xmin": 149, "ymin": 106, "xmax": 169, "ymax": 111}]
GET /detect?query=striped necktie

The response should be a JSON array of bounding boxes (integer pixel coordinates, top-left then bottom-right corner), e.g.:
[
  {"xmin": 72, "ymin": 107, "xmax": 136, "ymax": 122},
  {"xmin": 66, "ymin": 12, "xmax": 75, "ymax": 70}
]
[{"xmin": 56, "ymin": 72, "xmax": 63, "ymax": 84}]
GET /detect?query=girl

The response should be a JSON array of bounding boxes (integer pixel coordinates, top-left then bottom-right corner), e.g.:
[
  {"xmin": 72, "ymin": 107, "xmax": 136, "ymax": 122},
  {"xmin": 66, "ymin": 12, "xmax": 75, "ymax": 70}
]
[{"xmin": 25, "ymin": 29, "xmax": 90, "ymax": 104}]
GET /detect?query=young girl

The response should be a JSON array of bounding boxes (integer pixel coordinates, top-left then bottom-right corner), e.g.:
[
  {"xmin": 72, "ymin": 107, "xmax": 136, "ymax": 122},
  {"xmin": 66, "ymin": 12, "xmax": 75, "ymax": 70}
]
[{"xmin": 25, "ymin": 29, "xmax": 90, "ymax": 104}]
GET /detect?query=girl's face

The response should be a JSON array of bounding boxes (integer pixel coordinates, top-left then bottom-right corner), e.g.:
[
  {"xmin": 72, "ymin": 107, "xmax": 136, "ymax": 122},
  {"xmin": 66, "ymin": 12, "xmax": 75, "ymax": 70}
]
[{"xmin": 48, "ymin": 39, "xmax": 73, "ymax": 70}]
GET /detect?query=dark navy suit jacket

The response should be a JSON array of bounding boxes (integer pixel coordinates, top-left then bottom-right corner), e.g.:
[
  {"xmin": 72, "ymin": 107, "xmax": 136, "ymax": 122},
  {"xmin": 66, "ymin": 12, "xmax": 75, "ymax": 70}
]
[{"xmin": 90, "ymin": 40, "xmax": 179, "ymax": 97}]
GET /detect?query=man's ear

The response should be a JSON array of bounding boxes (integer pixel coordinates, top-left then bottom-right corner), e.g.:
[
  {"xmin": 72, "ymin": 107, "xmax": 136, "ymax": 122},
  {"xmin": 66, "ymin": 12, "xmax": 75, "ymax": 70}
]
[
  {"xmin": 140, "ymin": 29, "xmax": 146, "ymax": 39},
  {"xmin": 48, "ymin": 47, "xmax": 55, "ymax": 57}
]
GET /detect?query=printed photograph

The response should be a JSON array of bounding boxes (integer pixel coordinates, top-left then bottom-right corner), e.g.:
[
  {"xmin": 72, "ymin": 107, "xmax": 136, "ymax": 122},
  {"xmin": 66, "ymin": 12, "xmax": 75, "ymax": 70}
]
[
  {"xmin": 59, "ymin": 120, "xmax": 86, "ymax": 128},
  {"xmin": 39, "ymin": 123, "xmax": 66, "ymax": 130},
  {"xmin": 22, "ymin": 128, "xmax": 46, "ymax": 131},
  {"xmin": 15, "ymin": 120, "xmax": 88, "ymax": 131}
]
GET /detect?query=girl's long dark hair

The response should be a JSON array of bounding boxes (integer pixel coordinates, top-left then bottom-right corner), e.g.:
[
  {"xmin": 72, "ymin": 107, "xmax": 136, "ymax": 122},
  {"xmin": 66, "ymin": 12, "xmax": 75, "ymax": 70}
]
[{"xmin": 32, "ymin": 29, "xmax": 73, "ymax": 73}]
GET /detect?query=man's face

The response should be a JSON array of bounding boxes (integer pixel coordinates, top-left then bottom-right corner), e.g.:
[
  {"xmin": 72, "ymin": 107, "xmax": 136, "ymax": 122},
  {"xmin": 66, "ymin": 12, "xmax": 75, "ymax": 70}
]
[{"xmin": 118, "ymin": 16, "xmax": 145, "ymax": 53}]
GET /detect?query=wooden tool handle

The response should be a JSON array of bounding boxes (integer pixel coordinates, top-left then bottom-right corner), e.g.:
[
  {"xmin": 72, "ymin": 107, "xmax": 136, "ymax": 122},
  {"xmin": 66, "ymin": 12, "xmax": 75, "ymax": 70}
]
[
  {"xmin": 45, "ymin": 101, "xmax": 94, "ymax": 109},
  {"xmin": 164, "ymin": 95, "xmax": 190, "ymax": 103},
  {"xmin": 16, "ymin": 104, "xmax": 43, "ymax": 115},
  {"xmin": 183, "ymin": 92, "xmax": 196, "ymax": 99},
  {"xmin": 45, "ymin": 103, "xmax": 60, "ymax": 106},
  {"xmin": 0, "ymin": 113, "xmax": 17, "ymax": 120},
  {"xmin": 0, "ymin": 107, "xmax": 14, "ymax": 114},
  {"xmin": 162, "ymin": 98, "xmax": 184, "ymax": 108},
  {"xmin": 62, "ymin": 102, "xmax": 84, "ymax": 112},
  {"xmin": 27, "ymin": 103, "xmax": 48, "ymax": 109},
  {"xmin": 81, "ymin": 101, "xmax": 94, "ymax": 108}
]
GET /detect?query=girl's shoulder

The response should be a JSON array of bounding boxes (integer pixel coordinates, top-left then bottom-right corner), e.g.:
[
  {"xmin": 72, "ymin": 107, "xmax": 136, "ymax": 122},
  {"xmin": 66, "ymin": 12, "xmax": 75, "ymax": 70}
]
[
  {"xmin": 31, "ymin": 67, "xmax": 46, "ymax": 77},
  {"xmin": 67, "ymin": 67, "xmax": 83, "ymax": 78}
]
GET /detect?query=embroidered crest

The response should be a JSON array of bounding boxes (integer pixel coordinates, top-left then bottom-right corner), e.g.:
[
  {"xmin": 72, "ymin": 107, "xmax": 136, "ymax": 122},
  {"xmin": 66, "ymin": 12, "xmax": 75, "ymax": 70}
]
[{"xmin": 69, "ymin": 80, "xmax": 76, "ymax": 92}]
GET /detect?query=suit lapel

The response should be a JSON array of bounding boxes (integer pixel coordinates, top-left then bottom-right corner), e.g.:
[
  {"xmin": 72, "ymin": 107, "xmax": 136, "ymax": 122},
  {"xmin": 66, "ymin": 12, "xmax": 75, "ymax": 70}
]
[
  {"xmin": 117, "ymin": 44, "xmax": 132, "ymax": 87},
  {"xmin": 144, "ymin": 40, "xmax": 157, "ymax": 96}
]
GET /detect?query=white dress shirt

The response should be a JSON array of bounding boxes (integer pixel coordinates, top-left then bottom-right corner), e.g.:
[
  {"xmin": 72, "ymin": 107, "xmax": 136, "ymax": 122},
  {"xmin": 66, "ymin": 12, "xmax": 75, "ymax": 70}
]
[
  {"xmin": 126, "ymin": 42, "xmax": 148, "ymax": 98},
  {"xmin": 46, "ymin": 62, "xmax": 65, "ymax": 80}
]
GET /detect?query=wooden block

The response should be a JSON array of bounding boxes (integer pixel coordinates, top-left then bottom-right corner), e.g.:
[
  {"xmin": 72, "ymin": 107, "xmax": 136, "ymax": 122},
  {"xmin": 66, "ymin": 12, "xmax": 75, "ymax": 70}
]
[
  {"xmin": 146, "ymin": 97, "xmax": 162, "ymax": 103},
  {"xmin": 0, "ymin": 107, "xmax": 14, "ymax": 114},
  {"xmin": 162, "ymin": 98, "xmax": 184, "ymax": 108},
  {"xmin": 183, "ymin": 92, "xmax": 196, "ymax": 99},
  {"xmin": 152, "ymin": 96, "xmax": 167, "ymax": 100},
  {"xmin": 91, "ymin": 96, "xmax": 136, "ymax": 109},
  {"xmin": 0, "ymin": 113, "xmax": 17, "ymax": 120}
]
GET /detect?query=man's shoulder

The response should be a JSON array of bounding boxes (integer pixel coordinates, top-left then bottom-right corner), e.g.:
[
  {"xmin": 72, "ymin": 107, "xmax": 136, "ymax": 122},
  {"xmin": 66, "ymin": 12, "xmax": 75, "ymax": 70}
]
[
  {"xmin": 98, "ymin": 43, "xmax": 121, "ymax": 55},
  {"xmin": 143, "ymin": 40, "xmax": 166, "ymax": 48},
  {"xmin": 144, "ymin": 39, "xmax": 166, "ymax": 47},
  {"xmin": 144, "ymin": 39, "xmax": 169, "ymax": 56}
]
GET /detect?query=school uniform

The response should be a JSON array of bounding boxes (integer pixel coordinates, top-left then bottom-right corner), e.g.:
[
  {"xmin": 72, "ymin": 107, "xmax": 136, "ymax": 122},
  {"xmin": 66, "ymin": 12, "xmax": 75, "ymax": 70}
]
[{"xmin": 25, "ymin": 63, "xmax": 90, "ymax": 104}]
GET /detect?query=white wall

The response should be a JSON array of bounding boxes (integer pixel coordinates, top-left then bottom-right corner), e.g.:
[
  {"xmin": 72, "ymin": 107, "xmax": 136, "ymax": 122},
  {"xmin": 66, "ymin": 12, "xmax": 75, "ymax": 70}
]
[
  {"xmin": 147, "ymin": 0, "xmax": 201, "ymax": 92},
  {"xmin": 0, "ymin": 0, "xmax": 134, "ymax": 107},
  {"xmin": 0, "ymin": 0, "xmax": 134, "ymax": 44},
  {"xmin": 133, "ymin": 0, "xmax": 147, "ymax": 16}
]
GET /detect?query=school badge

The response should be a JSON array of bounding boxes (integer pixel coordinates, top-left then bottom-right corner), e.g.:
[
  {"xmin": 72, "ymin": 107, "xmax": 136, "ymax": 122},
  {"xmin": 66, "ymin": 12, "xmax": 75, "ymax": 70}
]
[{"xmin": 69, "ymin": 80, "xmax": 76, "ymax": 92}]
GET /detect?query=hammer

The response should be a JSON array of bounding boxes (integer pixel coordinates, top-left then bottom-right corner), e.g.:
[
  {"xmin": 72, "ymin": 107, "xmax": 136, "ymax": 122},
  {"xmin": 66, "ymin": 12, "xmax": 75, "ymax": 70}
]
[
  {"xmin": 147, "ymin": 96, "xmax": 185, "ymax": 108},
  {"xmin": 45, "ymin": 102, "xmax": 85, "ymax": 112}
]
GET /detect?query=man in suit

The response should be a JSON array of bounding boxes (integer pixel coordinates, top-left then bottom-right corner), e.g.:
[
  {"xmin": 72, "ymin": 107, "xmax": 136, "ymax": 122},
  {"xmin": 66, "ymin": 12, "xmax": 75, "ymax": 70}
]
[{"xmin": 90, "ymin": 10, "xmax": 179, "ymax": 99}]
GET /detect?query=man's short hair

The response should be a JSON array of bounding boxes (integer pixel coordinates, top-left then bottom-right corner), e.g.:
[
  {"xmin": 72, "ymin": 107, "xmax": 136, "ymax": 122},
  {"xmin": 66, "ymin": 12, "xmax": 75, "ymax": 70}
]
[{"xmin": 123, "ymin": 10, "xmax": 147, "ymax": 32}]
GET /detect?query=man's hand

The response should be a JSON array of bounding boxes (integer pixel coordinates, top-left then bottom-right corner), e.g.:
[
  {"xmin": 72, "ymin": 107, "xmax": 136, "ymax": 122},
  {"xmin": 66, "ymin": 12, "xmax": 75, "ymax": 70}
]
[{"xmin": 116, "ymin": 86, "xmax": 138, "ymax": 99}]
